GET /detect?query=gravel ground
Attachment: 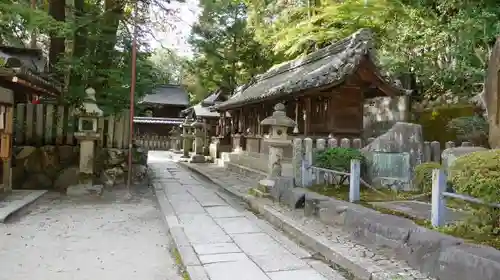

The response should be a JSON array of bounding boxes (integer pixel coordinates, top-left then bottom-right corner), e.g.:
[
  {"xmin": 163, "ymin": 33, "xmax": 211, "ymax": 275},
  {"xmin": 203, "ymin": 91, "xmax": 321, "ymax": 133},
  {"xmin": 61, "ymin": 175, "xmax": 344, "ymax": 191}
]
[{"xmin": 0, "ymin": 186, "xmax": 182, "ymax": 280}]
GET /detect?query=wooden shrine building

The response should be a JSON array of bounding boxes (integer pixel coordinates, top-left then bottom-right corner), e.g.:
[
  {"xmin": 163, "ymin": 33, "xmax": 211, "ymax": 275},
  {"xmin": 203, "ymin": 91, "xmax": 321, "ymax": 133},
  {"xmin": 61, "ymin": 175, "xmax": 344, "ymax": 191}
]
[
  {"xmin": 0, "ymin": 46, "xmax": 62, "ymax": 194},
  {"xmin": 134, "ymin": 84, "xmax": 189, "ymax": 136},
  {"xmin": 212, "ymin": 28, "xmax": 411, "ymax": 155},
  {"xmin": 180, "ymin": 90, "xmax": 229, "ymax": 137},
  {"xmin": 0, "ymin": 46, "xmax": 62, "ymax": 103}
]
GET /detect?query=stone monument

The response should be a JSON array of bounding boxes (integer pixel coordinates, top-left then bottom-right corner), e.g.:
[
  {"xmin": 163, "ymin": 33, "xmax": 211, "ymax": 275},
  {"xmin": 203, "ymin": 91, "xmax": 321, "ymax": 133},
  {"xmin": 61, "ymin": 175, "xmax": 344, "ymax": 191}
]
[
  {"xmin": 190, "ymin": 117, "xmax": 206, "ymax": 163},
  {"xmin": 69, "ymin": 87, "xmax": 104, "ymax": 196},
  {"xmin": 181, "ymin": 117, "xmax": 193, "ymax": 158},
  {"xmin": 254, "ymin": 103, "xmax": 295, "ymax": 196}
]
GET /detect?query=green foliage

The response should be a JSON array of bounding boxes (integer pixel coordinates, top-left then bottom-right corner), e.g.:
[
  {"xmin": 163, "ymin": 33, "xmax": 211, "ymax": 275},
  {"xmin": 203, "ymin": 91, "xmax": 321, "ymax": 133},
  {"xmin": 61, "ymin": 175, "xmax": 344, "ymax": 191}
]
[
  {"xmin": 413, "ymin": 162, "xmax": 441, "ymax": 193},
  {"xmin": 314, "ymin": 147, "xmax": 365, "ymax": 173},
  {"xmin": 184, "ymin": 0, "xmax": 277, "ymax": 102},
  {"xmin": 449, "ymin": 150, "xmax": 500, "ymax": 202},
  {"xmin": 447, "ymin": 115, "xmax": 489, "ymax": 147},
  {"xmin": 246, "ymin": 0, "xmax": 500, "ymax": 99},
  {"xmin": 415, "ymin": 105, "xmax": 475, "ymax": 146},
  {"xmin": 0, "ymin": 0, "xmax": 179, "ymax": 113},
  {"xmin": 449, "ymin": 150, "xmax": 500, "ymax": 234}
]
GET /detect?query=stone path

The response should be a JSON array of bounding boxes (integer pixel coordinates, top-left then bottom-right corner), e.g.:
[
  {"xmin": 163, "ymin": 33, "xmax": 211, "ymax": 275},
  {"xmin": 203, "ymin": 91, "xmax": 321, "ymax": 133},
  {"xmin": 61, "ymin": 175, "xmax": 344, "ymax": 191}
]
[
  {"xmin": 148, "ymin": 153, "xmax": 345, "ymax": 280},
  {"xmin": 0, "ymin": 186, "xmax": 181, "ymax": 280},
  {"xmin": 181, "ymin": 161, "xmax": 434, "ymax": 280}
]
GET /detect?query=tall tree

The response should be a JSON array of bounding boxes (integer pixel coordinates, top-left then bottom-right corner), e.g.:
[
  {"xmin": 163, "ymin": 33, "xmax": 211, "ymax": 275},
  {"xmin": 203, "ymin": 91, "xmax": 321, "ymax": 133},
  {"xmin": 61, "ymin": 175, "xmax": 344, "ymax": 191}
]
[
  {"xmin": 186, "ymin": 0, "xmax": 276, "ymax": 102},
  {"xmin": 0, "ymin": 0, "xmax": 184, "ymax": 113},
  {"xmin": 246, "ymin": 0, "xmax": 500, "ymax": 99}
]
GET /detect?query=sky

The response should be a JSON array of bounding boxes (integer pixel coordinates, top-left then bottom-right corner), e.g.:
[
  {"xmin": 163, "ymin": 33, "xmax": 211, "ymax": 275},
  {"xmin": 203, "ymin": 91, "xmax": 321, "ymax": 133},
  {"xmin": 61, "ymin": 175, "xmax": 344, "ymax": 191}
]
[{"xmin": 148, "ymin": 0, "xmax": 201, "ymax": 57}]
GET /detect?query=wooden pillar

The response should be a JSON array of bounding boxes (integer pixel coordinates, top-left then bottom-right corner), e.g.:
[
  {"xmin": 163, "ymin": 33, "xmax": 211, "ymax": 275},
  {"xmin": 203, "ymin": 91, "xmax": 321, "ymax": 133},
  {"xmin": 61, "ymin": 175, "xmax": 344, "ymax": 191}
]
[
  {"xmin": 305, "ymin": 97, "xmax": 311, "ymax": 135},
  {"xmin": 238, "ymin": 108, "xmax": 243, "ymax": 133},
  {"xmin": 230, "ymin": 110, "xmax": 235, "ymax": 134},
  {"xmin": 1, "ymin": 106, "xmax": 13, "ymax": 191}
]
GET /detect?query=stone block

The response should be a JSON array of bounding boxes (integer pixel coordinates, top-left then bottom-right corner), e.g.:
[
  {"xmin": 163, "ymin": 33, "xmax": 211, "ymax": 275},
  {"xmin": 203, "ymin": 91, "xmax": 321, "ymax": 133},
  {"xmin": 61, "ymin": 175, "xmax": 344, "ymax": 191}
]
[
  {"xmin": 395, "ymin": 227, "xmax": 462, "ymax": 276},
  {"xmin": 303, "ymin": 192, "xmax": 330, "ymax": 217},
  {"xmin": 66, "ymin": 183, "xmax": 104, "ymax": 196},
  {"xmin": 269, "ymin": 177, "xmax": 294, "ymax": 201},
  {"xmin": 317, "ymin": 198, "xmax": 352, "ymax": 226},
  {"xmin": 280, "ymin": 187, "xmax": 306, "ymax": 209},
  {"xmin": 436, "ymin": 243, "xmax": 500, "ymax": 280},
  {"xmin": 344, "ymin": 207, "xmax": 418, "ymax": 250},
  {"xmin": 190, "ymin": 154, "xmax": 206, "ymax": 163}
]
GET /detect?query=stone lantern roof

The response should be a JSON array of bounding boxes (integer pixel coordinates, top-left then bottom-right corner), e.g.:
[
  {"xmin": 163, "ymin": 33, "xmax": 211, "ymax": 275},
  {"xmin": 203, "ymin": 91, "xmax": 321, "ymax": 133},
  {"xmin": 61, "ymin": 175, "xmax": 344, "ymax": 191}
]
[
  {"xmin": 260, "ymin": 103, "xmax": 296, "ymax": 128},
  {"xmin": 190, "ymin": 117, "xmax": 203, "ymax": 127},
  {"xmin": 81, "ymin": 88, "xmax": 103, "ymax": 117}
]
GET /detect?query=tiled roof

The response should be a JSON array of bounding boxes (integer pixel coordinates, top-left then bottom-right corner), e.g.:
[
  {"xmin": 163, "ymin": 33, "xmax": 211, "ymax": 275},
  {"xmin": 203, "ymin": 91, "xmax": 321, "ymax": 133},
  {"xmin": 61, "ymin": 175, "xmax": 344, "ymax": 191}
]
[
  {"xmin": 215, "ymin": 29, "xmax": 409, "ymax": 110},
  {"xmin": 141, "ymin": 84, "xmax": 189, "ymax": 106}
]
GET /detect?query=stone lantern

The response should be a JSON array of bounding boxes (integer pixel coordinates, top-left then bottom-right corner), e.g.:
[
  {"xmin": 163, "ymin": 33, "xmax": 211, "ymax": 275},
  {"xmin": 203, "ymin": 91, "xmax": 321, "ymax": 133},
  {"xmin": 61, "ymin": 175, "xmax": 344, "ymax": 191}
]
[
  {"xmin": 190, "ymin": 117, "xmax": 206, "ymax": 163},
  {"xmin": 260, "ymin": 103, "xmax": 296, "ymax": 178},
  {"xmin": 74, "ymin": 87, "xmax": 103, "ymax": 175},
  {"xmin": 169, "ymin": 126, "xmax": 181, "ymax": 152},
  {"xmin": 180, "ymin": 117, "xmax": 193, "ymax": 158}
]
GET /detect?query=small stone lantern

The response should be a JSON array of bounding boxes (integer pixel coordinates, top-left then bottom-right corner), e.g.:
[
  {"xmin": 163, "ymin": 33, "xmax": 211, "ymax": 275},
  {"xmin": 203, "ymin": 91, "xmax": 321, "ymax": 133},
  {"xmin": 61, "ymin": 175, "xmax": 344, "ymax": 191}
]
[
  {"xmin": 180, "ymin": 117, "xmax": 193, "ymax": 158},
  {"xmin": 169, "ymin": 126, "xmax": 181, "ymax": 152},
  {"xmin": 190, "ymin": 117, "xmax": 206, "ymax": 163},
  {"xmin": 74, "ymin": 87, "xmax": 103, "ymax": 175},
  {"xmin": 260, "ymin": 103, "xmax": 296, "ymax": 178}
]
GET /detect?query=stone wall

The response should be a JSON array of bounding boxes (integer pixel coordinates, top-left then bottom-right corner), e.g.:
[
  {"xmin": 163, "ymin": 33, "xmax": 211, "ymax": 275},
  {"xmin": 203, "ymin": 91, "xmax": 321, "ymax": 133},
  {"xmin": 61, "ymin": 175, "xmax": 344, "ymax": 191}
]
[
  {"xmin": 12, "ymin": 145, "xmax": 148, "ymax": 191},
  {"xmin": 303, "ymin": 192, "xmax": 500, "ymax": 280},
  {"xmin": 363, "ymin": 96, "xmax": 409, "ymax": 138}
]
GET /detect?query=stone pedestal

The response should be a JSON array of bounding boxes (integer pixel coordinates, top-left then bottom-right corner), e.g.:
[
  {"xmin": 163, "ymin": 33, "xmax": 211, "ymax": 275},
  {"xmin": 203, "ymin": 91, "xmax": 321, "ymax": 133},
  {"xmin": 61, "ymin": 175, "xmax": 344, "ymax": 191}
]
[
  {"xmin": 75, "ymin": 132, "xmax": 100, "ymax": 174},
  {"xmin": 181, "ymin": 118, "xmax": 193, "ymax": 158},
  {"xmin": 232, "ymin": 134, "xmax": 242, "ymax": 153},
  {"xmin": 190, "ymin": 118, "xmax": 206, "ymax": 163}
]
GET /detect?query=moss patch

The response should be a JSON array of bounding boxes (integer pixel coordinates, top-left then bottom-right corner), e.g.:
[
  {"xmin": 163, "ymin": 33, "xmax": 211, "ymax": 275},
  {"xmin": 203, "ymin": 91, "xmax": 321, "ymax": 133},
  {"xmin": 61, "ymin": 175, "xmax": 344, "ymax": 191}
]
[
  {"xmin": 309, "ymin": 184, "xmax": 422, "ymax": 202},
  {"xmin": 172, "ymin": 248, "xmax": 190, "ymax": 280}
]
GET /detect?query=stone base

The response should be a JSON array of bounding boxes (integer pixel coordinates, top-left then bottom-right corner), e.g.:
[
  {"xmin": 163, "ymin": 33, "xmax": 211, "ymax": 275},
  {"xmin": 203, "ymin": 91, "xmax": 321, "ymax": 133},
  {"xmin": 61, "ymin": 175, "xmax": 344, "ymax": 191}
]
[
  {"xmin": 66, "ymin": 183, "xmax": 104, "ymax": 196},
  {"xmin": 189, "ymin": 154, "xmax": 206, "ymax": 163},
  {"xmin": 170, "ymin": 149, "xmax": 183, "ymax": 154},
  {"xmin": 258, "ymin": 179, "xmax": 275, "ymax": 193},
  {"xmin": 248, "ymin": 188, "xmax": 270, "ymax": 198}
]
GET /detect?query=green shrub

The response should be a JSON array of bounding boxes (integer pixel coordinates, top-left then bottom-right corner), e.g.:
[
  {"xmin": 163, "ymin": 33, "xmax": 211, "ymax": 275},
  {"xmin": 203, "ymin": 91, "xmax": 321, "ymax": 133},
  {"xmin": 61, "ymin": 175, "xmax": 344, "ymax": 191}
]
[
  {"xmin": 447, "ymin": 116, "xmax": 489, "ymax": 147},
  {"xmin": 413, "ymin": 162, "xmax": 441, "ymax": 193},
  {"xmin": 449, "ymin": 150, "xmax": 500, "ymax": 231},
  {"xmin": 415, "ymin": 104, "xmax": 475, "ymax": 147},
  {"xmin": 315, "ymin": 147, "xmax": 365, "ymax": 173}
]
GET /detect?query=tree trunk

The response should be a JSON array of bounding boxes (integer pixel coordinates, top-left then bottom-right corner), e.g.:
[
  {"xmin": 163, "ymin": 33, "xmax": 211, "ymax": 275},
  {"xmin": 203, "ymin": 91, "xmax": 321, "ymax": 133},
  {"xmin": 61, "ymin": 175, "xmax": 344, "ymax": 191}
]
[
  {"xmin": 484, "ymin": 37, "xmax": 500, "ymax": 149},
  {"xmin": 68, "ymin": 0, "xmax": 87, "ymax": 96},
  {"xmin": 30, "ymin": 0, "xmax": 37, "ymax": 48},
  {"xmin": 48, "ymin": 0, "xmax": 66, "ymax": 76}
]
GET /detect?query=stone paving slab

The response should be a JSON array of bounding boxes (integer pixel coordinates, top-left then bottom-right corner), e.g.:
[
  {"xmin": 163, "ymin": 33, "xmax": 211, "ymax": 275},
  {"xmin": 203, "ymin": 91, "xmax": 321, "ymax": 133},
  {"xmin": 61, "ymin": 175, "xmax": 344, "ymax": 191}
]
[
  {"xmin": 149, "ymin": 153, "xmax": 345, "ymax": 280},
  {"xmin": 181, "ymin": 161, "xmax": 435, "ymax": 280}
]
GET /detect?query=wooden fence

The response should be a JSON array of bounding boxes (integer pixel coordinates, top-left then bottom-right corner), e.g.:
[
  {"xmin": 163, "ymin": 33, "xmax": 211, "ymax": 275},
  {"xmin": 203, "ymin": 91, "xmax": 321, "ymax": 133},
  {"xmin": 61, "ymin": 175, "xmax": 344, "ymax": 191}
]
[
  {"xmin": 134, "ymin": 134, "xmax": 171, "ymax": 150},
  {"xmin": 13, "ymin": 103, "xmax": 131, "ymax": 149}
]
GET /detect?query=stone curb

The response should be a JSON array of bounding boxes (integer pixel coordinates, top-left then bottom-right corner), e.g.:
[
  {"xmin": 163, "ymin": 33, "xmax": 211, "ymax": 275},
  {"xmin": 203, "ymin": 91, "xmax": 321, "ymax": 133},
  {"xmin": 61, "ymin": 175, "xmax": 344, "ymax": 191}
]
[
  {"xmin": 153, "ymin": 185, "xmax": 210, "ymax": 280},
  {"xmin": 0, "ymin": 190, "xmax": 48, "ymax": 223},
  {"xmin": 179, "ymin": 162, "xmax": 382, "ymax": 280}
]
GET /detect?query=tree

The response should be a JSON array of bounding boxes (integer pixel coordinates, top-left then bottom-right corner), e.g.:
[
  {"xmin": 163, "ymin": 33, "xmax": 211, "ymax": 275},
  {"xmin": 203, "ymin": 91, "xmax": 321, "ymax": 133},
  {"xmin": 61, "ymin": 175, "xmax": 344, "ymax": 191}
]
[
  {"xmin": 245, "ymin": 0, "xmax": 500, "ymax": 100},
  {"xmin": 0, "ymin": 0, "xmax": 184, "ymax": 113},
  {"xmin": 185, "ymin": 0, "xmax": 276, "ymax": 102}
]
